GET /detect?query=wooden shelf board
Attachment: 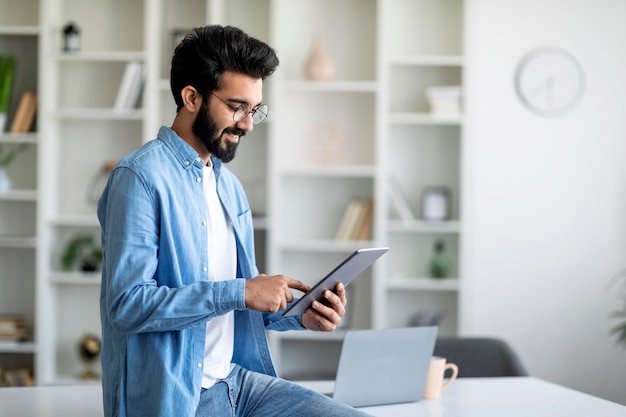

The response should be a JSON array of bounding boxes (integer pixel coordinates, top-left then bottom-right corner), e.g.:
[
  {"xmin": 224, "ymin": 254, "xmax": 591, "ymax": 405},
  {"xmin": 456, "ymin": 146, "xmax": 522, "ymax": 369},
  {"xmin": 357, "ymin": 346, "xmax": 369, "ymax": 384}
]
[
  {"xmin": 387, "ymin": 277, "xmax": 459, "ymax": 291},
  {"xmin": 0, "ymin": 189, "xmax": 37, "ymax": 201},
  {"xmin": 389, "ymin": 112, "xmax": 463, "ymax": 125},
  {"xmin": 49, "ymin": 272, "xmax": 101, "ymax": 285},
  {"xmin": 388, "ymin": 219, "xmax": 461, "ymax": 233},
  {"xmin": 0, "ymin": 133, "xmax": 38, "ymax": 144},
  {"xmin": 389, "ymin": 55, "xmax": 464, "ymax": 66},
  {"xmin": 0, "ymin": 235, "xmax": 37, "ymax": 248},
  {"xmin": 54, "ymin": 108, "xmax": 144, "ymax": 120}
]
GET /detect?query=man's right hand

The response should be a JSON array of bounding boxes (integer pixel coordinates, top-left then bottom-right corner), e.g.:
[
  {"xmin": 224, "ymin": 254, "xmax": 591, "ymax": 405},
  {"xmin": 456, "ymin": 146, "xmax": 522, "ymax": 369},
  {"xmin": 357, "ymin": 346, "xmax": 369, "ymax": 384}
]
[{"xmin": 244, "ymin": 274, "xmax": 310, "ymax": 313}]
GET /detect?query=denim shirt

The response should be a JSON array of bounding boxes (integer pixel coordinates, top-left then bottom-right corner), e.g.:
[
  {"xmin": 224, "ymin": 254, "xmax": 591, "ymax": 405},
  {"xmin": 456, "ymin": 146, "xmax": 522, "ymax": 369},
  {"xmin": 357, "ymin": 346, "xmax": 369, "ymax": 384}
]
[{"xmin": 97, "ymin": 127, "xmax": 304, "ymax": 417}]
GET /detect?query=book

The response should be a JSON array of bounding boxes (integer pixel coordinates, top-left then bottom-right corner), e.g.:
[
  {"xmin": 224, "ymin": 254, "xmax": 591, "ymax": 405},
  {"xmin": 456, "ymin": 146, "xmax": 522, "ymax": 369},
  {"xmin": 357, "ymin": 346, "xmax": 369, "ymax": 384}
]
[
  {"xmin": 0, "ymin": 368, "xmax": 34, "ymax": 387},
  {"xmin": 354, "ymin": 199, "xmax": 374, "ymax": 241},
  {"xmin": 335, "ymin": 199, "xmax": 362, "ymax": 240},
  {"xmin": 114, "ymin": 61, "xmax": 144, "ymax": 111},
  {"xmin": 9, "ymin": 91, "xmax": 37, "ymax": 133},
  {"xmin": 336, "ymin": 199, "xmax": 374, "ymax": 241},
  {"xmin": 0, "ymin": 316, "xmax": 29, "ymax": 341},
  {"xmin": 387, "ymin": 177, "xmax": 415, "ymax": 223}
]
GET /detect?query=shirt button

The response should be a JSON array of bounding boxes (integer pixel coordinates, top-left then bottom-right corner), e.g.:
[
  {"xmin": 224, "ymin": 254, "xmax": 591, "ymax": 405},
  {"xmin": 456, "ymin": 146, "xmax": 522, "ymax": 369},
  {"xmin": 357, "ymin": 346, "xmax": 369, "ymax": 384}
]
[
  {"xmin": 197, "ymin": 362, "xmax": 202, "ymax": 368},
  {"xmin": 203, "ymin": 267, "xmax": 208, "ymax": 272},
  {"xmin": 196, "ymin": 157, "xmax": 202, "ymax": 163},
  {"xmin": 196, "ymin": 177, "xmax": 202, "ymax": 183},
  {"xmin": 202, "ymin": 221, "xmax": 206, "ymax": 226},
  {"xmin": 184, "ymin": 160, "xmax": 190, "ymax": 166}
]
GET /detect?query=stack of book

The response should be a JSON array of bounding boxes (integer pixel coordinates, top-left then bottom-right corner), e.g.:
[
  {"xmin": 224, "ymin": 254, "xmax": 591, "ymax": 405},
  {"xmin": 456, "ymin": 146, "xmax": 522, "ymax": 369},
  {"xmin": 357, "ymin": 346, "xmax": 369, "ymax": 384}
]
[
  {"xmin": 10, "ymin": 91, "xmax": 37, "ymax": 133},
  {"xmin": 335, "ymin": 198, "xmax": 374, "ymax": 241},
  {"xmin": 114, "ymin": 61, "xmax": 145, "ymax": 111},
  {"xmin": 0, "ymin": 315, "xmax": 29, "ymax": 341},
  {"xmin": 0, "ymin": 368, "xmax": 34, "ymax": 387}
]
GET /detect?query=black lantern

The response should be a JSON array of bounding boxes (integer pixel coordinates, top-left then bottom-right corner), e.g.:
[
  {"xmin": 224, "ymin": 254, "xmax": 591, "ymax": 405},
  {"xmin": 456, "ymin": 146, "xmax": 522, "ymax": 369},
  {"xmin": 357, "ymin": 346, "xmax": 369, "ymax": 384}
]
[{"xmin": 62, "ymin": 22, "xmax": 81, "ymax": 53}]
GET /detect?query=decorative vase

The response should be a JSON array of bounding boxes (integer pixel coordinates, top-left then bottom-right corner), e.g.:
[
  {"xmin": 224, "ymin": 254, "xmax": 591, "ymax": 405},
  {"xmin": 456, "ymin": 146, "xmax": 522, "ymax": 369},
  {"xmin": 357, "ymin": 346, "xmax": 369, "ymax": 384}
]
[
  {"xmin": 304, "ymin": 34, "xmax": 335, "ymax": 81},
  {"xmin": 428, "ymin": 239, "xmax": 450, "ymax": 279},
  {"xmin": 0, "ymin": 168, "xmax": 11, "ymax": 194},
  {"xmin": 0, "ymin": 112, "xmax": 7, "ymax": 132}
]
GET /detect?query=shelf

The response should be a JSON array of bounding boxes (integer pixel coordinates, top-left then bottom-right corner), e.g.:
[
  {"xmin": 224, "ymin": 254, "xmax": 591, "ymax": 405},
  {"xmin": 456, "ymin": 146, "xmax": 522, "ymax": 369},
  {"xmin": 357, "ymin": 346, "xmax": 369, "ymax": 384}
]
[
  {"xmin": 388, "ymin": 219, "xmax": 461, "ymax": 234},
  {"xmin": 271, "ymin": 329, "xmax": 346, "ymax": 342},
  {"xmin": 0, "ymin": 26, "xmax": 40, "ymax": 36},
  {"xmin": 389, "ymin": 112, "xmax": 463, "ymax": 125},
  {"xmin": 48, "ymin": 375, "xmax": 101, "ymax": 386},
  {"xmin": 253, "ymin": 216, "xmax": 268, "ymax": 230},
  {"xmin": 0, "ymin": 235, "xmax": 37, "ymax": 248},
  {"xmin": 158, "ymin": 78, "xmax": 170, "ymax": 91},
  {"xmin": 389, "ymin": 55, "xmax": 464, "ymax": 67},
  {"xmin": 282, "ymin": 80, "xmax": 378, "ymax": 93},
  {"xmin": 279, "ymin": 239, "xmax": 376, "ymax": 253},
  {"xmin": 0, "ymin": 189, "xmax": 37, "ymax": 201},
  {"xmin": 55, "ymin": 51, "xmax": 146, "ymax": 62},
  {"xmin": 0, "ymin": 133, "xmax": 38, "ymax": 144},
  {"xmin": 49, "ymin": 214, "xmax": 99, "ymax": 228},
  {"xmin": 0, "ymin": 340, "xmax": 36, "ymax": 354},
  {"xmin": 387, "ymin": 277, "xmax": 459, "ymax": 291},
  {"xmin": 54, "ymin": 108, "xmax": 144, "ymax": 120},
  {"xmin": 49, "ymin": 272, "xmax": 101, "ymax": 285},
  {"xmin": 281, "ymin": 165, "xmax": 376, "ymax": 178}
]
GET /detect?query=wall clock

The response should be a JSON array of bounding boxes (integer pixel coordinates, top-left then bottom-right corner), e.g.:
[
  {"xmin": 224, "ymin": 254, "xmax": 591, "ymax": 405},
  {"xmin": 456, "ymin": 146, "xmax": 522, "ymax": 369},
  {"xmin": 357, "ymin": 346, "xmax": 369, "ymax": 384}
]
[{"xmin": 514, "ymin": 47, "xmax": 585, "ymax": 117}]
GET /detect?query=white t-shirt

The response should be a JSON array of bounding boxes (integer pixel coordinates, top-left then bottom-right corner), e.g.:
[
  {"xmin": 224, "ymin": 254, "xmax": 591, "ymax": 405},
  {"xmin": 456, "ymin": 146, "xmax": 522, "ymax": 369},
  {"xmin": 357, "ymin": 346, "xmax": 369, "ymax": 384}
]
[{"xmin": 201, "ymin": 163, "xmax": 236, "ymax": 388}]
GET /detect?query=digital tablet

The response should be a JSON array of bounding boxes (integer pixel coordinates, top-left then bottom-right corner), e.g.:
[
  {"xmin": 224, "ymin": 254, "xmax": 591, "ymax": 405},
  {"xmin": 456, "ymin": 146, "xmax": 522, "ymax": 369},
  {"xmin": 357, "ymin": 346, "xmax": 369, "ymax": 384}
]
[{"xmin": 282, "ymin": 247, "xmax": 389, "ymax": 317}]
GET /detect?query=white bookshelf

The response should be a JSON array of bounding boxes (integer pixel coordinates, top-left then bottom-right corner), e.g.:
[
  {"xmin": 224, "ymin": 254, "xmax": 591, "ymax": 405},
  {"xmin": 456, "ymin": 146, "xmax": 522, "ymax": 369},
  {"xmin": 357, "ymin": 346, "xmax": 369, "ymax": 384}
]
[
  {"xmin": 0, "ymin": 0, "xmax": 466, "ymax": 385},
  {"xmin": 0, "ymin": 0, "xmax": 41, "ymax": 385}
]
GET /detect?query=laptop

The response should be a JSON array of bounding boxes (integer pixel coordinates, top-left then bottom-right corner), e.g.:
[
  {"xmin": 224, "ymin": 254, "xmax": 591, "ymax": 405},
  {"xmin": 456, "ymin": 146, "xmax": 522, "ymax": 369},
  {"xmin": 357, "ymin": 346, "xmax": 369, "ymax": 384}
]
[{"xmin": 331, "ymin": 326, "xmax": 438, "ymax": 408}]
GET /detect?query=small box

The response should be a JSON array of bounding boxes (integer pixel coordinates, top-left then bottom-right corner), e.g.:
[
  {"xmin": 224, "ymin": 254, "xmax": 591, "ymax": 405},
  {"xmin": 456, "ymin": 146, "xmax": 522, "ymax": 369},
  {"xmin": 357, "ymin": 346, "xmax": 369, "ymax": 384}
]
[{"xmin": 425, "ymin": 86, "xmax": 462, "ymax": 115}]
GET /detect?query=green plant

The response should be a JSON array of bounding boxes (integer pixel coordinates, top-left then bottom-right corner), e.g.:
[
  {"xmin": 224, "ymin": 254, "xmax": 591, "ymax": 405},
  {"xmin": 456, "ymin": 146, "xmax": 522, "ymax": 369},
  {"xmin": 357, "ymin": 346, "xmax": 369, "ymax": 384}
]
[
  {"xmin": 61, "ymin": 234, "xmax": 103, "ymax": 272},
  {"xmin": 0, "ymin": 56, "xmax": 15, "ymax": 113},
  {"xmin": 610, "ymin": 271, "xmax": 626, "ymax": 348},
  {"xmin": 0, "ymin": 143, "xmax": 28, "ymax": 168}
]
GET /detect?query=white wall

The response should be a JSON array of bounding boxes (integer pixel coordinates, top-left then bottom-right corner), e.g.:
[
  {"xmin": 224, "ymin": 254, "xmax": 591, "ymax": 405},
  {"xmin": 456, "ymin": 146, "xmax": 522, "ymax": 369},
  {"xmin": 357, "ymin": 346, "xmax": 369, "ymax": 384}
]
[{"xmin": 463, "ymin": 0, "xmax": 626, "ymax": 404}]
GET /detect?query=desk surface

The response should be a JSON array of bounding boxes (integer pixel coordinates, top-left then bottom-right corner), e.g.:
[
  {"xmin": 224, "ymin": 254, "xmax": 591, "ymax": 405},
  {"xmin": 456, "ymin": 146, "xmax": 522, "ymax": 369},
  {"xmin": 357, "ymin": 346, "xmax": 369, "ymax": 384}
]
[
  {"xmin": 0, "ymin": 377, "xmax": 624, "ymax": 417},
  {"xmin": 300, "ymin": 377, "xmax": 626, "ymax": 417}
]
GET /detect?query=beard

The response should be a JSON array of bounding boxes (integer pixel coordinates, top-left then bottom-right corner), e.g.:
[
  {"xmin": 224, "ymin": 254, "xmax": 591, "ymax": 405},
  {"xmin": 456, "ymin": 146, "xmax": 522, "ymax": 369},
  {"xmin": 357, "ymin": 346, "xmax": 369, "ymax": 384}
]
[{"xmin": 192, "ymin": 100, "xmax": 245, "ymax": 163}]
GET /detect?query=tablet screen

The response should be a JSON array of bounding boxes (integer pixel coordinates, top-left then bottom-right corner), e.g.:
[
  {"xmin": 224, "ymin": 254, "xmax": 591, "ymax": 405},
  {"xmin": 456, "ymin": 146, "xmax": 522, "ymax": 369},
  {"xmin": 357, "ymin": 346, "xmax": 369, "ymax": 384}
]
[{"xmin": 282, "ymin": 247, "xmax": 389, "ymax": 317}]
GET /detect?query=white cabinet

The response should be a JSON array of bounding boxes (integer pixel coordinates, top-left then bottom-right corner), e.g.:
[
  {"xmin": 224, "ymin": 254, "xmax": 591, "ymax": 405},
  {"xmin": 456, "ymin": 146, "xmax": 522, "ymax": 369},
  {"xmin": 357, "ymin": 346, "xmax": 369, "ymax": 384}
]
[
  {"xmin": 267, "ymin": 0, "xmax": 465, "ymax": 378},
  {"xmin": 0, "ymin": 0, "xmax": 40, "ymax": 385},
  {"xmin": 36, "ymin": 0, "xmax": 148, "ymax": 385},
  {"xmin": 0, "ymin": 0, "xmax": 467, "ymax": 385},
  {"xmin": 35, "ymin": 0, "xmax": 275, "ymax": 386},
  {"xmin": 379, "ymin": 0, "xmax": 464, "ymax": 336}
]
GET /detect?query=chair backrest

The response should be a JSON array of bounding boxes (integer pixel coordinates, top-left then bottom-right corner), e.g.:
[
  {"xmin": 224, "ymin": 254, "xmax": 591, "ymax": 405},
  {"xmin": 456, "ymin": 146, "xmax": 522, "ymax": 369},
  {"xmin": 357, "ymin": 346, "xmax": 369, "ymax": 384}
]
[{"xmin": 433, "ymin": 337, "xmax": 528, "ymax": 377}]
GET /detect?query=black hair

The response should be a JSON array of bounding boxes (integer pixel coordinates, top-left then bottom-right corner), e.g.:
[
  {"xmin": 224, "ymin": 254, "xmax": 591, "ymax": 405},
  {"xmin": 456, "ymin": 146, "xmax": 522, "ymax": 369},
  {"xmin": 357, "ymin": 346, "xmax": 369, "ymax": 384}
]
[{"xmin": 170, "ymin": 25, "xmax": 279, "ymax": 111}]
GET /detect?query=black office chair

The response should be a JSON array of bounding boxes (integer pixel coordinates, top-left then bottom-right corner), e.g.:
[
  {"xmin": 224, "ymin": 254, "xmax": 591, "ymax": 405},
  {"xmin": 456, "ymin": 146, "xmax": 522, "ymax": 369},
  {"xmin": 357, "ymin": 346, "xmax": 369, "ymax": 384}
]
[{"xmin": 433, "ymin": 337, "xmax": 529, "ymax": 377}]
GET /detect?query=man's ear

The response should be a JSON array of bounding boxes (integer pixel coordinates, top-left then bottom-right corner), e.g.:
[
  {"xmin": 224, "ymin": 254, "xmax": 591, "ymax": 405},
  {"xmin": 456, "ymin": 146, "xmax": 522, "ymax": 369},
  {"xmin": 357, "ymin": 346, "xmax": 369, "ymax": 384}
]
[{"xmin": 180, "ymin": 86, "xmax": 202, "ymax": 113}]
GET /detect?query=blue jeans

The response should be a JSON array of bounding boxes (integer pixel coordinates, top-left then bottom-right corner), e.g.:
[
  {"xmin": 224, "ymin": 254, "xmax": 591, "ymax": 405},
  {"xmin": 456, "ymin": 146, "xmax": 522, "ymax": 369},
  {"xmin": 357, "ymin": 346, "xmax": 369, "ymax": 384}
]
[{"xmin": 195, "ymin": 365, "xmax": 372, "ymax": 417}]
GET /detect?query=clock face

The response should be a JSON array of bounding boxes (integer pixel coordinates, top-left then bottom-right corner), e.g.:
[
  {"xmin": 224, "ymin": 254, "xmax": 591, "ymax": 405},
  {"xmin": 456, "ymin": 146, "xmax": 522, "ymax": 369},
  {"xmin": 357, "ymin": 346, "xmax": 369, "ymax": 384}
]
[{"xmin": 514, "ymin": 47, "xmax": 585, "ymax": 117}]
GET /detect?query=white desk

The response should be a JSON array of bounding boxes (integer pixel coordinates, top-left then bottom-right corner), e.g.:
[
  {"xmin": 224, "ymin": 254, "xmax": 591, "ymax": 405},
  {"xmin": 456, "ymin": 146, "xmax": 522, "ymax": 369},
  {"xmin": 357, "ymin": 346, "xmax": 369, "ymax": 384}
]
[
  {"xmin": 299, "ymin": 377, "xmax": 626, "ymax": 416},
  {"xmin": 0, "ymin": 377, "xmax": 624, "ymax": 417}
]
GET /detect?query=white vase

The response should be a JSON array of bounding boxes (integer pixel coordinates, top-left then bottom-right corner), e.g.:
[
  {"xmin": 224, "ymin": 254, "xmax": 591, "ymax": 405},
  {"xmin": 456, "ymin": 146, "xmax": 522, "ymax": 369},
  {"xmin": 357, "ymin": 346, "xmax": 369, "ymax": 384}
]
[
  {"xmin": 0, "ymin": 168, "xmax": 11, "ymax": 194},
  {"xmin": 304, "ymin": 34, "xmax": 335, "ymax": 81},
  {"xmin": 0, "ymin": 112, "xmax": 7, "ymax": 132}
]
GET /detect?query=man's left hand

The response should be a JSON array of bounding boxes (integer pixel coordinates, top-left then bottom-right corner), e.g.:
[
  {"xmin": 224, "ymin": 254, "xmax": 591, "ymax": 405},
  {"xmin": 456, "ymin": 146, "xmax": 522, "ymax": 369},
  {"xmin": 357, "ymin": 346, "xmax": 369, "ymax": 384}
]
[{"xmin": 301, "ymin": 282, "xmax": 347, "ymax": 332}]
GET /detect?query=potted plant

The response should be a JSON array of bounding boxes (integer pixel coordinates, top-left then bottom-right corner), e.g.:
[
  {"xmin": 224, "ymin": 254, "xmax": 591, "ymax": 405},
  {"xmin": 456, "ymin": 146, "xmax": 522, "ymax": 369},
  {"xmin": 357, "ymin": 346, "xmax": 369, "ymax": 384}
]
[
  {"xmin": 0, "ymin": 143, "xmax": 28, "ymax": 193},
  {"xmin": 0, "ymin": 56, "xmax": 15, "ymax": 131},
  {"xmin": 61, "ymin": 234, "xmax": 103, "ymax": 272}
]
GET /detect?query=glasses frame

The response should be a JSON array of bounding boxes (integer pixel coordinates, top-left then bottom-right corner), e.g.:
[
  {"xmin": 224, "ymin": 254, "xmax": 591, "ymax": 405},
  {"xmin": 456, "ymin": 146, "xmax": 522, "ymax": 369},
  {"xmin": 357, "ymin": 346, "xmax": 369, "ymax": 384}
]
[{"xmin": 210, "ymin": 92, "xmax": 268, "ymax": 126}]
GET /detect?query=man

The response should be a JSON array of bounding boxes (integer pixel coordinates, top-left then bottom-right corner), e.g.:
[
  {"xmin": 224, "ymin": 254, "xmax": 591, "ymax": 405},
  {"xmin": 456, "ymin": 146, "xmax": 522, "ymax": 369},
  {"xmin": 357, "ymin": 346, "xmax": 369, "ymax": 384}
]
[{"xmin": 98, "ymin": 25, "xmax": 369, "ymax": 417}]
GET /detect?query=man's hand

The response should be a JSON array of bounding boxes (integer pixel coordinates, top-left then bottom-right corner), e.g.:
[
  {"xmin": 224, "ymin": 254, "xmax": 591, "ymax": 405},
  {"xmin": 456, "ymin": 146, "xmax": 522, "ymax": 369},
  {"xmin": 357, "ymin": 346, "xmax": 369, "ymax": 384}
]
[
  {"xmin": 301, "ymin": 282, "xmax": 347, "ymax": 332},
  {"xmin": 245, "ymin": 274, "xmax": 309, "ymax": 313}
]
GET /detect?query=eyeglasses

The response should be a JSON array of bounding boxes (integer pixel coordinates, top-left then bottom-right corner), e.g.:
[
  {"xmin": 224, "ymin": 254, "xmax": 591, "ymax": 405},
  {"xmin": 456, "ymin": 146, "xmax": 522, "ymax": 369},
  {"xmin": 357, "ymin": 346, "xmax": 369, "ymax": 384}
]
[{"xmin": 211, "ymin": 92, "xmax": 269, "ymax": 125}]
